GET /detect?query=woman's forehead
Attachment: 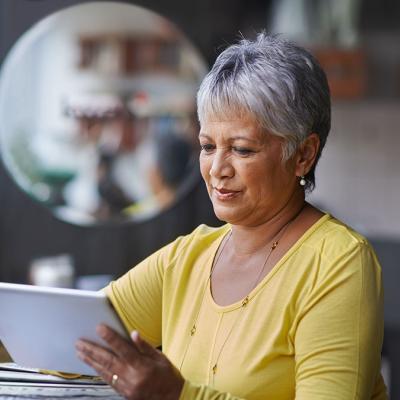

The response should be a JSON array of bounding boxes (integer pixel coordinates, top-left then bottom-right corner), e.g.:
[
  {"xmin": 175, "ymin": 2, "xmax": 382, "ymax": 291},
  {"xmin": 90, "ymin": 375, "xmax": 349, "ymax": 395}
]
[{"xmin": 199, "ymin": 118, "xmax": 274, "ymax": 144}]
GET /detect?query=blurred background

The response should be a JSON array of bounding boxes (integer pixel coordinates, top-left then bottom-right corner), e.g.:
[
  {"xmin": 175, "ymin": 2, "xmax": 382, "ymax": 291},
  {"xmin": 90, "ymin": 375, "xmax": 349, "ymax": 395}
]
[{"xmin": 0, "ymin": 0, "xmax": 399, "ymax": 395}]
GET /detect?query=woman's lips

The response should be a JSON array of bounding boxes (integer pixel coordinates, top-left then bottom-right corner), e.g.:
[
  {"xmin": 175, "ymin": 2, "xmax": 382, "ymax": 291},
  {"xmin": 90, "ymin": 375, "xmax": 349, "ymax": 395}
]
[{"xmin": 213, "ymin": 187, "xmax": 240, "ymax": 200}]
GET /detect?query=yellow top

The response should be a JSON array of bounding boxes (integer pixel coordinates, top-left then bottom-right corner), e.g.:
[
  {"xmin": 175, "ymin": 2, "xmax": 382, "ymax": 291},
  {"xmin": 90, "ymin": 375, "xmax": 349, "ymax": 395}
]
[{"xmin": 105, "ymin": 214, "xmax": 387, "ymax": 399}]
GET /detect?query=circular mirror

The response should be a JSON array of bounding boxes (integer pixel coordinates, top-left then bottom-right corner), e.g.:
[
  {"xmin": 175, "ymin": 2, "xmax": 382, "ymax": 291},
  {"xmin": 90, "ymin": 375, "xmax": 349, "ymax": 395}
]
[{"xmin": 0, "ymin": 1, "xmax": 206, "ymax": 225}]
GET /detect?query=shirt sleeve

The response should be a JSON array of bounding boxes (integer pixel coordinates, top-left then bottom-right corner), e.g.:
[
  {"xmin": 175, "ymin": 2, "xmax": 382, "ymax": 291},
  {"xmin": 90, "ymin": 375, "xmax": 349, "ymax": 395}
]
[
  {"xmin": 105, "ymin": 236, "xmax": 186, "ymax": 347},
  {"xmin": 293, "ymin": 241, "xmax": 386, "ymax": 399}
]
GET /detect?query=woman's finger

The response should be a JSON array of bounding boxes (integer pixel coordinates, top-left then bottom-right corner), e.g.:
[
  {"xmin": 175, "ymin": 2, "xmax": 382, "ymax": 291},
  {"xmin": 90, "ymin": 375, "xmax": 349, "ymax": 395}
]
[
  {"xmin": 76, "ymin": 339, "xmax": 119, "ymax": 374},
  {"xmin": 76, "ymin": 347, "xmax": 113, "ymax": 379},
  {"xmin": 77, "ymin": 343, "xmax": 137, "ymax": 398},
  {"xmin": 96, "ymin": 324, "xmax": 142, "ymax": 363}
]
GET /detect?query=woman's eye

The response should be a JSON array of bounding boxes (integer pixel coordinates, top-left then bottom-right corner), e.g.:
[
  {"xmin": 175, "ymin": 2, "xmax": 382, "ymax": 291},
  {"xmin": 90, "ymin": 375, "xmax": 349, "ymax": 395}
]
[
  {"xmin": 200, "ymin": 144, "xmax": 215, "ymax": 153},
  {"xmin": 233, "ymin": 147, "xmax": 253, "ymax": 156}
]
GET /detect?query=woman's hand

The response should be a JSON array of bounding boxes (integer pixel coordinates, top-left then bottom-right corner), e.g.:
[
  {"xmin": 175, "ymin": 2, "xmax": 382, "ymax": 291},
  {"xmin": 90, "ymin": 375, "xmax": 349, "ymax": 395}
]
[{"xmin": 76, "ymin": 324, "xmax": 184, "ymax": 400}]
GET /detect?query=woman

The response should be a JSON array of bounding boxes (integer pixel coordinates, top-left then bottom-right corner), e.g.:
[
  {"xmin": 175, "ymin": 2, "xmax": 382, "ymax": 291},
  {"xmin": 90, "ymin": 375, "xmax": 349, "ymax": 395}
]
[{"xmin": 76, "ymin": 33, "xmax": 387, "ymax": 399}]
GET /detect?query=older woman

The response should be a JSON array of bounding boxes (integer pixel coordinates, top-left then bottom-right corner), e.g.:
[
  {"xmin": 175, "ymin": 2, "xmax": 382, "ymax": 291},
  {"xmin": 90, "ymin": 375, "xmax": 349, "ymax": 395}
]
[{"xmin": 76, "ymin": 33, "xmax": 387, "ymax": 399}]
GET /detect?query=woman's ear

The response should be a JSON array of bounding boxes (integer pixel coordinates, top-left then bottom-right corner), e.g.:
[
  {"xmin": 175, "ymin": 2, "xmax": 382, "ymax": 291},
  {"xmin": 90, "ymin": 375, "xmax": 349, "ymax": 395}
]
[{"xmin": 295, "ymin": 133, "xmax": 320, "ymax": 176}]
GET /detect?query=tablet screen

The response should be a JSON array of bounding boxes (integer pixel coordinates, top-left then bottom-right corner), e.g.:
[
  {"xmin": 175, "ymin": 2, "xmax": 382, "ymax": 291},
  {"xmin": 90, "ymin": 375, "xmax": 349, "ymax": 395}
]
[{"xmin": 0, "ymin": 282, "xmax": 129, "ymax": 376}]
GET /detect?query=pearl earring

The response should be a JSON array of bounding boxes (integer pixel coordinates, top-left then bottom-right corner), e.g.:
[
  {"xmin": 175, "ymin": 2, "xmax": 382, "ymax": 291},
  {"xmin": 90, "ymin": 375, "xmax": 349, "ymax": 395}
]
[{"xmin": 299, "ymin": 176, "xmax": 306, "ymax": 187}]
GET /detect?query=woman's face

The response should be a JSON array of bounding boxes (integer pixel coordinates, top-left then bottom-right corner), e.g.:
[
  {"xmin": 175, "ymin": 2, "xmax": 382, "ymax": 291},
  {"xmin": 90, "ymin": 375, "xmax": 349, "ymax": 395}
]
[{"xmin": 199, "ymin": 115, "xmax": 301, "ymax": 227}]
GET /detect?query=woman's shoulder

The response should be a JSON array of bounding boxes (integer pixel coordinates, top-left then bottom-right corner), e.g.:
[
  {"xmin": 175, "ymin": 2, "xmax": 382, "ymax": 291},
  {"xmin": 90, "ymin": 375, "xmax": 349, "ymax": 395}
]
[
  {"xmin": 292, "ymin": 214, "xmax": 382, "ymax": 296},
  {"xmin": 312, "ymin": 214, "xmax": 369, "ymax": 244},
  {"xmin": 303, "ymin": 213, "xmax": 376, "ymax": 260}
]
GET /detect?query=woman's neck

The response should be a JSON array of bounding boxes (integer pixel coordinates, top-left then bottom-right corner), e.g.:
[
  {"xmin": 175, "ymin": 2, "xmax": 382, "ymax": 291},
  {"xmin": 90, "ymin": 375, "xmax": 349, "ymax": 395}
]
[{"xmin": 229, "ymin": 198, "xmax": 308, "ymax": 257}]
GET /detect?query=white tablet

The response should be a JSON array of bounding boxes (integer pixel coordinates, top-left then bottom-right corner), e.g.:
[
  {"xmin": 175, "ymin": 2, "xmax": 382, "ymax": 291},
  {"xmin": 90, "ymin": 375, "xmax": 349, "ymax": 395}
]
[{"xmin": 0, "ymin": 282, "xmax": 129, "ymax": 376}]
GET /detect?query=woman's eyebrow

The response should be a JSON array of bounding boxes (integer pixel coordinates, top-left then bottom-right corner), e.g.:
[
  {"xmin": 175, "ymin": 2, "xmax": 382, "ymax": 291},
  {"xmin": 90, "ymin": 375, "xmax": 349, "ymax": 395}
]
[
  {"xmin": 199, "ymin": 133, "xmax": 262, "ymax": 144},
  {"xmin": 230, "ymin": 136, "xmax": 261, "ymax": 144}
]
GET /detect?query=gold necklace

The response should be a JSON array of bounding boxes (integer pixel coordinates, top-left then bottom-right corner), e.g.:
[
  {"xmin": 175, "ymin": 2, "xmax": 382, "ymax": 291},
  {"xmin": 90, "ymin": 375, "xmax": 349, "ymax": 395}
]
[
  {"xmin": 177, "ymin": 231, "xmax": 232, "ymax": 372},
  {"xmin": 178, "ymin": 205, "xmax": 305, "ymax": 383}
]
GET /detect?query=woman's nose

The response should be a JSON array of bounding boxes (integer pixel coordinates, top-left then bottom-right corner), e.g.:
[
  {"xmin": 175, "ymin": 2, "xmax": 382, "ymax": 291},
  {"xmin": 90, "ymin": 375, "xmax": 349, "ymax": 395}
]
[{"xmin": 209, "ymin": 151, "xmax": 234, "ymax": 179}]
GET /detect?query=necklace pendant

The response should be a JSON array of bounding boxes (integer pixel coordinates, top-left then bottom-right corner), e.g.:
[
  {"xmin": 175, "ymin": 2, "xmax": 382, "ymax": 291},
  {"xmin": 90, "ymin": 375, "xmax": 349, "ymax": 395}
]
[
  {"xmin": 212, "ymin": 364, "xmax": 217, "ymax": 374},
  {"xmin": 190, "ymin": 325, "xmax": 196, "ymax": 336},
  {"xmin": 271, "ymin": 241, "xmax": 278, "ymax": 250},
  {"xmin": 241, "ymin": 296, "xmax": 249, "ymax": 307}
]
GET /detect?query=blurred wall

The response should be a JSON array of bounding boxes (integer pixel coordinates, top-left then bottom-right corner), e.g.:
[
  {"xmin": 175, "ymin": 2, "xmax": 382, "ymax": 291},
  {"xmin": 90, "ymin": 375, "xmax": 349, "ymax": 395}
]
[{"xmin": 310, "ymin": 102, "xmax": 400, "ymax": 239}]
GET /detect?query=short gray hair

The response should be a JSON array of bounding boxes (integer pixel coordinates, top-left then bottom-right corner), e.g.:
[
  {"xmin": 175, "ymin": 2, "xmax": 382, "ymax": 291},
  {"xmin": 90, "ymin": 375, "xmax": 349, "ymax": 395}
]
[{"xmin": 197, "ymin": 32, "xmax": 331, "ymax": 191}]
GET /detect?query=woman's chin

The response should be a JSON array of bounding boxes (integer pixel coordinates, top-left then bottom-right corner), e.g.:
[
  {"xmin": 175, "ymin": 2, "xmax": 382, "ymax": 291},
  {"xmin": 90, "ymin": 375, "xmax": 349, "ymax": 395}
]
[{"xmin": 212, "ymin": 204, "xmax": 243, "ymax": 224}]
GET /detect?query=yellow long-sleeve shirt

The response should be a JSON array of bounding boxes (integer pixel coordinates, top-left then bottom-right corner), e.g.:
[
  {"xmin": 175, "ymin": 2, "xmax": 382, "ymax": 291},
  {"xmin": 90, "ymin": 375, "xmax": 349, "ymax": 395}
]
[{"xmin": 106, "ymin": 214, "xmax": 387, "ymax": 399}]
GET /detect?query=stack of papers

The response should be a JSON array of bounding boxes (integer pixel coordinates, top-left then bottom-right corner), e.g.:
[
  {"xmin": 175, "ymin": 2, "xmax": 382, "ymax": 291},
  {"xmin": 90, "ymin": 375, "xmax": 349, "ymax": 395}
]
[{"xmin": 0, "ymin": 363, "xmax": 124, "ymax": 398}]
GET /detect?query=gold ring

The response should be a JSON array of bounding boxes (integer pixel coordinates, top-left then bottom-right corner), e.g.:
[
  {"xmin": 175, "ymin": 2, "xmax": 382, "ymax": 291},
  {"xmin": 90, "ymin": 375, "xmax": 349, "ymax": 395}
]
[{"xmin": 111, "ymin": 373, "xmax": 119, "ymax": 386}]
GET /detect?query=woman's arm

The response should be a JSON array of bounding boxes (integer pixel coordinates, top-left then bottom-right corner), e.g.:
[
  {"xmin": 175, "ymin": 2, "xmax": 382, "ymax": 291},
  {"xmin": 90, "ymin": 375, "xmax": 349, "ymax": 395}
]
[
  {"xmin": 103, "ymin": 232, "xmax": 192, "ymax": 347},
  {"xmin": 293, "ymin": 242, "xmax": 386, "ymax": 399}
]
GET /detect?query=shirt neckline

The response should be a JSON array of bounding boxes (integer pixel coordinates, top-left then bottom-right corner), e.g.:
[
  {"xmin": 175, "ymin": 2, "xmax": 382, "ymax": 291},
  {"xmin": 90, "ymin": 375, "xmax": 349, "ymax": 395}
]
[{"xmin": 207, "ymin": 213, "xmax": 332, "ymax": 313}]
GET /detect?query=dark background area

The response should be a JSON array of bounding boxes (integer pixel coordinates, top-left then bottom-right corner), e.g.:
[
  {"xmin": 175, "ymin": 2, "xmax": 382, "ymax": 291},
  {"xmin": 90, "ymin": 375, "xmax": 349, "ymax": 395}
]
[{"xmin": 0, "ymin": 0, "xmax": 400, "ymax": 395}]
